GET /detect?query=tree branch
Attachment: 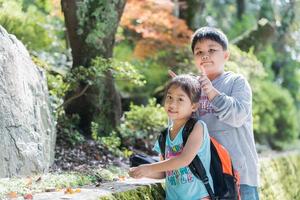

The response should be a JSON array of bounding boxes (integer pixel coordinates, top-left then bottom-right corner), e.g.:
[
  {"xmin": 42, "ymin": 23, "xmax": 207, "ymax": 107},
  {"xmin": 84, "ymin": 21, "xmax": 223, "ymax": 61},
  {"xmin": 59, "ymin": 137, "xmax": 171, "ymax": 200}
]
[{"xmin": 58, "ymin": 84, "xmax": 90, "ymax": 109}]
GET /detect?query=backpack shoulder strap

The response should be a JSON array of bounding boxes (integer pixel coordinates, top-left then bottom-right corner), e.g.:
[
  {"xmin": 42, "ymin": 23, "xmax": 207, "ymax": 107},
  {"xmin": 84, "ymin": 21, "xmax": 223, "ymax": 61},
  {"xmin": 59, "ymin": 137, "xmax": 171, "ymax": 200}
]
[
  {"xmin": 190, "ymin": 155, "xmax": 216, "ymax": 200},
  {"xmin": 158, "ymin": 118, "xmax": 197, "ymax": 160},
  {"xmin": 182, "ymin": 118, "xmax": 216, "ymax": 200},
  {"xmin": 182, "ymin": 118, "xmax": 198, "ymax": 145},
  {"xmin": 158, "ymin": 128, "xmax": 168, "ymax": 160}
]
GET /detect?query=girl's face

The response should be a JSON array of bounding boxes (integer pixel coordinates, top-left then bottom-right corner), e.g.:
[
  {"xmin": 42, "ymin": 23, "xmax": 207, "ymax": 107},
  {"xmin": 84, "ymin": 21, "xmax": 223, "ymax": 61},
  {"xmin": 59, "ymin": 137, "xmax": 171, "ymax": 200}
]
[
  {"xmin": 164, "ymin": 85, "xmax": 198, "ymax": 121},
  {"xmin": 193, "ymin": 39, "xmax": 229, "ymax": 80}
]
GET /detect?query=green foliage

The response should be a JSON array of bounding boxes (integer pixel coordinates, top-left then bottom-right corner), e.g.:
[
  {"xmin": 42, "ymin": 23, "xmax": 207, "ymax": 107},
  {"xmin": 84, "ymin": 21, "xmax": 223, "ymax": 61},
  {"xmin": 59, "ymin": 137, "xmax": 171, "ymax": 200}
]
[
  {"xmin": 46, "ymin": 56, "xmax": 145, "ymax": 145},
  {"xmin": 113, "ymin": 40, "xmax": 134, "ymax": 61},
  {"xmin": 91, "ymin": 98, "xmax": 167, "ymax": 153},
  {"xmin": 0, "ymin": 1, "xmax": 53, "ymax": 51},
  {"xmin": 227, "ymin": 14, "xmax": 257, "ymax": 39},
  {"xmin": 260, "ymin": 153, "xmax": 300, "ymax": 199},
  {"xmin": 118, "ymin": 98, "xmax": 167, "ymax": 145},
  {"xmin": 113, "ymin": 41, "xmax": 166, "ymax": 95},
  {"xmin": 252, "ymin": 80, "xmax": 299, "ymax": 149},
  {"xmin": 255, "ymin": 44, "xmax": 277, "ymax": 80},
  {"xmin": 280, "ymin": 60, "xmax": 300, "ymax": 107},
  {"xmin": 76, "ymin": 0, "xmax": 123, "ymax": 50},
  {"xmin": 114, "ymin": 42, "xmax": 194, "ymax": 100},
  {"xmin": 65, "ymin": 57, "xmax": 145, "ymax": 93},
  {"xmin": 56, "ymin": 114, "xmax": 85, "ymax": 146},
  {"xmin": 46, "ymin": 73, "xmax": 69, "ymax": 116},
  {"xmin": 226, "ymin": 45, "xmax": 267, "ymax": 81},
  {"xmin": 227, "ymin": 44, "xmax": 299, "ymax": 148},
  {"xmin": 91, "ymin": 122, "xmax": 122, "ymax": 156},
  {"xmin": 22, "ymin": 0, "xmax": 52, "ymax": 14}
]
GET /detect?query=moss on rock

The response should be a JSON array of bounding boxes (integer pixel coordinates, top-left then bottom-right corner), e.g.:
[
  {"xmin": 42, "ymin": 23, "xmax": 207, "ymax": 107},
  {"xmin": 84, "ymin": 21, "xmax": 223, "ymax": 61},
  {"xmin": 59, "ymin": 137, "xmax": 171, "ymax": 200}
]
[
  {"xmin": 99, "ymin": 183, "xmax": 165, "ymax": 200},
  {"xmin": 99, "ymin": 152, "xmax": 300, "ymax": 200},
  {"xmin": 259, "ymin": 152, "xmax": 300, "ymax": 199}
]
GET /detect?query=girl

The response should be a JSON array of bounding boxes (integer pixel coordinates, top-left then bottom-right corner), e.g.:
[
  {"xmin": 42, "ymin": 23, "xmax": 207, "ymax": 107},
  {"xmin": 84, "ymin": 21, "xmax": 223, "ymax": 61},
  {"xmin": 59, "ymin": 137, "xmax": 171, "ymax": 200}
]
[{"xmin": 129, "ymin": 74, "xmax": 213, "ymax": 200}]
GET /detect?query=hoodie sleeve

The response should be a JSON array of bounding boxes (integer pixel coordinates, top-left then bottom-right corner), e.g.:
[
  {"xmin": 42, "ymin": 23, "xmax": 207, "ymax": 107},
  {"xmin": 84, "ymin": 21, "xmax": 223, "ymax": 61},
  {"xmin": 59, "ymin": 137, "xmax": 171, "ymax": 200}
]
[{"xmin": 210, "ymin": 76, "xmax": 252, "ymax": 127}]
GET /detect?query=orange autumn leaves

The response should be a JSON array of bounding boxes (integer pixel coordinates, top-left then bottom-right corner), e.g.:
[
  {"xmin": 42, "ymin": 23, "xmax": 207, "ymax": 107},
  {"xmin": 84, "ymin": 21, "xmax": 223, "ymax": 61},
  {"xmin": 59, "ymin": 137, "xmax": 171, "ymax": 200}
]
[
  {"xmin": 64, "ymin": 187, "xmax": 81, "ymax": 194},
  {"xmin": 120, "ymin": 0, "xmax": 192, "ymax": 59},
  {"xmin": 5, "ymin": 176, "xmax": 82, "ymax": 199}
]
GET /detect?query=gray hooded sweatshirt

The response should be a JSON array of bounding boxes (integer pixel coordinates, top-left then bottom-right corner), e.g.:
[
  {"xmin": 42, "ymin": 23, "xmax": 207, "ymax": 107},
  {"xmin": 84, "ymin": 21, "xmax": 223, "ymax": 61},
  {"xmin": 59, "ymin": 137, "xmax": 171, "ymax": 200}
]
[{"xmin": 195, "ymin": 71, "xmax": 259, "ymax": 186}]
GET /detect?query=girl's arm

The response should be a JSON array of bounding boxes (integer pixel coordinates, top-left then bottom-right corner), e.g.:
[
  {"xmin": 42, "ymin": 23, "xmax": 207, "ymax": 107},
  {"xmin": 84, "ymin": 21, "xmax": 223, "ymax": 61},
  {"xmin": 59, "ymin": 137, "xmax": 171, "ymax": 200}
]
[
  {"xmin": 143, "ymin": 171, "xmax": 165, "ymax": 179},
  {"xmin": 132, "ymin": 155, "xmax": 165, "ymax": 179},
  {"xmin": 129, "ymin": 122, "xmax": 203, "ymax": 178}
]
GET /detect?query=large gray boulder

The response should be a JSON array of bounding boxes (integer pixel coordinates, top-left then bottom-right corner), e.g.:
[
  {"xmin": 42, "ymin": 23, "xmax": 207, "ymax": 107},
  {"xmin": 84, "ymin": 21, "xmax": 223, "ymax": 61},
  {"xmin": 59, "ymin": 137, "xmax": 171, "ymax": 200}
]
[{"xmin": 0, "ymin": 26, "xmax": 56, "ymax": 177}]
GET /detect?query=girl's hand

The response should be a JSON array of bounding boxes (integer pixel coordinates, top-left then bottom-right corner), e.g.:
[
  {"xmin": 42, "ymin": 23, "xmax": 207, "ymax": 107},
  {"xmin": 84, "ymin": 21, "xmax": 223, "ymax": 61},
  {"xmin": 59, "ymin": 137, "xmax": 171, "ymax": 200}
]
[
  {"xmin": 129, "ymin": 165, "xmax": 151, "ymax": 179},
  {"xmin": 198, "ymin": 75, "xmax": 219, "ymax": 101}
]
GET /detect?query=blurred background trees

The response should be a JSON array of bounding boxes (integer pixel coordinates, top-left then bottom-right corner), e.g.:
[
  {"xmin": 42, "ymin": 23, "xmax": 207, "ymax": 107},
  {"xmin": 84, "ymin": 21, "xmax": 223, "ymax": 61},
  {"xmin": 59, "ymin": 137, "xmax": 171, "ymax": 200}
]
[
  {"xmin": 1, "ymin": 0, "xmax": 299, "ymax": 155},
  {"xmin": 61, "ymin": 0, "xmax": 125, "ymax": 136}
]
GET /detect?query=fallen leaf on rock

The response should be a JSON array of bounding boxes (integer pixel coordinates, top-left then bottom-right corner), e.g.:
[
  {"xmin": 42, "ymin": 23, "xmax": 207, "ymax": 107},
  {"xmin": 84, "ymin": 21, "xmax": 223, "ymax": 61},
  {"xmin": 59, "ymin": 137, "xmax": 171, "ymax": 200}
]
[
  {"xmin": 64, "ymin": 187, "xmax": 82, "ymax": 194},
  {"xmin": 118, "ymin": 176, "xmax": 126, "ymax": 181},
  {"xmin": 75, "ymin": 188, "xmax": 81, "ymax": 193},
  {"xmin": 25, "ymin": 178, "xmax": 33, "ymax": 187},
  {"xmin": 64, "ymin": 187, "xmax": 74, "ymax": 194},
  {"xmin": 45, "ymin": 187, "xmax": 56, "ymax": 192},
  {"xmin": 23, "ymin": 193, "xmax": 33, "ymax": 199},
  {"xmin": 35, "ymin": 176, "xmax": 42, "ymax": 182},
  {"xmin": 95, "ymin": 183, "xmax": 101, "ymax": 187},
  {"xmin": 7, "ymin": 191, "xmax": 17, "ymax": 198}
]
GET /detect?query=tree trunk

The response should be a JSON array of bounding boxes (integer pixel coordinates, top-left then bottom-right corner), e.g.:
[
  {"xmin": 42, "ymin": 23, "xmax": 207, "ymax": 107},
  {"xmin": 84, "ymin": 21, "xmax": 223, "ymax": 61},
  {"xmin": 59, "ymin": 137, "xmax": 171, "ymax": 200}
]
[
  {"xmin": 179, "ymin": 0, "xmax": 205, "ymax": 30},
  {"xmin": 236, "ymin": 0, "xmax": 245, "ymax": 20},
  {"xmin": 232, "ymin": 19, "xmax": 276, "ymax": 53},
  {"xmin": 61, "ymin": 0, "xmax": 125, "ymax": 135}
]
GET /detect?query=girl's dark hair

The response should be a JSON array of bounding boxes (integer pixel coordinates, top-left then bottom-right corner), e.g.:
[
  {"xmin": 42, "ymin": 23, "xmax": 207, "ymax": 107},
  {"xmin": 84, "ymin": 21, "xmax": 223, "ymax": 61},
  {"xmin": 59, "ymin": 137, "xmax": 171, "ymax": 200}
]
[
  {"xmin": 164, "ymin": 74, "xmax": 201, "ymax": 103},
  {"xmin": 191, "ymin": 26, "xmax": 228, "ymax": 53}
]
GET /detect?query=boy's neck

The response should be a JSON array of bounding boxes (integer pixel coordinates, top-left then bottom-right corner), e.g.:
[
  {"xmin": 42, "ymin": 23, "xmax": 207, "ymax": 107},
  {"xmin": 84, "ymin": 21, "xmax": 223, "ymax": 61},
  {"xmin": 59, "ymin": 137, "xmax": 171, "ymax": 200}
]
[{"xmin": 207, "ymin": 71, "xmax": 224, "ymax": 81}]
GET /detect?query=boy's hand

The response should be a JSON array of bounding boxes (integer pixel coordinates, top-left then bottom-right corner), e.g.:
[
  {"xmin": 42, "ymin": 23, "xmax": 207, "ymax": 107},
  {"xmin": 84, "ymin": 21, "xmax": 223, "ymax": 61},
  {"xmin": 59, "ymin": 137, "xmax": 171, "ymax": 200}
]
[
  {"xmin": 129, "ymin": 165, "xmax": 151, "ymax": 179},
  {"xmin": 198, "ymin": 75, "xmax": 220, "ymax": 101},
  {"xmin": 198, "ymin": 64, "xmax": 206, "ymax": 75},
  {"xmin": 168, "ymin": 70, "xmax": 177, "ymax": 78}
]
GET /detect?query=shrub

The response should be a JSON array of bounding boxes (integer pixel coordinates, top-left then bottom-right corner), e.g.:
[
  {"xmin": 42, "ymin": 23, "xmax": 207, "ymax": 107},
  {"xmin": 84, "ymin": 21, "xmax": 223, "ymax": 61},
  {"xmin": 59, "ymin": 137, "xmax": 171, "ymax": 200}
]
[
  {"xmin": 118, "ymin": 98, "xmax": 167, "ymax": 151},
  {"xmin": 226, "ymin": 45, "xmax": 267, "ymax": 81},
  {"xmin": 0, "ymin": 1, "xmax": 53, "ymax": 51},
  {"xmin": 252, "ymin": 80, "xmax": 299, "ymax": 149},
  {"xmin": 227, "ymin": 45, "xmax": 299, "ymax": 149}
]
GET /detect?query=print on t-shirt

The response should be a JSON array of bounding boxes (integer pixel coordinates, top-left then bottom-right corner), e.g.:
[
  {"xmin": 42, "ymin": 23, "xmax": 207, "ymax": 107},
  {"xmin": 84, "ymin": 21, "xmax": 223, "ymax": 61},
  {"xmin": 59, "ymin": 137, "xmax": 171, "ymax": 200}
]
[
  {"xmin": 165, "ymin": 144, "xmax": 194, "ymax": 186},
  {"xmin": 198, "ymin": 95, "xmax": 214, "ymax": 116}
]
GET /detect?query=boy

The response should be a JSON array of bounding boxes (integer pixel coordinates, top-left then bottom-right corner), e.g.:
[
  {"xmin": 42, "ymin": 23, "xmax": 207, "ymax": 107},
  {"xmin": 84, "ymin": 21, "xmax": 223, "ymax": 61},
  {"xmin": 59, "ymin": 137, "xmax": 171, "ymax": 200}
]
[{"xmin": 172, "ymin": 27, "xmax": 260, "ymax": 200}]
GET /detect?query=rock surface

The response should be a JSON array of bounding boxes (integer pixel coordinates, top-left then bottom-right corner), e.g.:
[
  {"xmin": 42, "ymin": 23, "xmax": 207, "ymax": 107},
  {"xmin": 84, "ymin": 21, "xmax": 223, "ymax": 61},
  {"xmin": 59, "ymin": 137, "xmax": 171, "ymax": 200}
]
[
  {"xmin": 13, "ymin": 152, "xmax": 300, "ymax": 200},
  {"xmin": 26, "ymin": 178, "xmax": 164, "ymax": 200},
  {"xmin": 0, "ymin": 25, "xmax": 56, "ymax": 178}
]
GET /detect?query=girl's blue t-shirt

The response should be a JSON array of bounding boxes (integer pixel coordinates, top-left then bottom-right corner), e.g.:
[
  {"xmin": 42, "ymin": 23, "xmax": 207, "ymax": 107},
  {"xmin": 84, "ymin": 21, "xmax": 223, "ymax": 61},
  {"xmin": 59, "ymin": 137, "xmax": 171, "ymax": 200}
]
[{"xmin": 153, "ymin": 120, "xmax": 213, "ymax": 200}]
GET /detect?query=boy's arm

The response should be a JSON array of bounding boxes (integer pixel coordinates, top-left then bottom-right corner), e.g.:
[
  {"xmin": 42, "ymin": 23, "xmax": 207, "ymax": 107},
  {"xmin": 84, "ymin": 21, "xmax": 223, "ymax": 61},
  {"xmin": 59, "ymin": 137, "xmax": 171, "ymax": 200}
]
[
  {"xmin": 129, "ymin": 122, "xmax": 204, "ymax": 178},
  {"xmin": 210, "ymin": 76, "xmax": 252, "ymax": 127}
]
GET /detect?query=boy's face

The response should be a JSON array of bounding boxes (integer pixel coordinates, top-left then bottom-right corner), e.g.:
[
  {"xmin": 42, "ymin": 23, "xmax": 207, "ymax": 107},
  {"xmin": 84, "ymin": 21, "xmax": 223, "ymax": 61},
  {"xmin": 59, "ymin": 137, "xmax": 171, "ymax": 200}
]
[{"xmin": 193, "ymin": 39, "xmax": 229, "ymax": 80}]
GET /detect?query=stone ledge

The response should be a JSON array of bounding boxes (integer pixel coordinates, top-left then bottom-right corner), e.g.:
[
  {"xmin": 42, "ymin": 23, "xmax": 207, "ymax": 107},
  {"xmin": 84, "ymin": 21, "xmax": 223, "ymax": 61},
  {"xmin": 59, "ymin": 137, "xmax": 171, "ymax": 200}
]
[
  {"xmin": 30, "ymin": 178, "xmax": 164, "ymax": 200},
  {"xmin": 24, "ymin": 151, "xmax": 300, "ymax": 200}
]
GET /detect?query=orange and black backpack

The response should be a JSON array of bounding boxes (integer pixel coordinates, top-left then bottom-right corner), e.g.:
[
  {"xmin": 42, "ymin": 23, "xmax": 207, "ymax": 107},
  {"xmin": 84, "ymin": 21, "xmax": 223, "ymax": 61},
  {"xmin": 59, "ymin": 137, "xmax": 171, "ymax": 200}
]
[{"xmin": 158, "ymin": 118, "xmax": 240, "ymax": 200}]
